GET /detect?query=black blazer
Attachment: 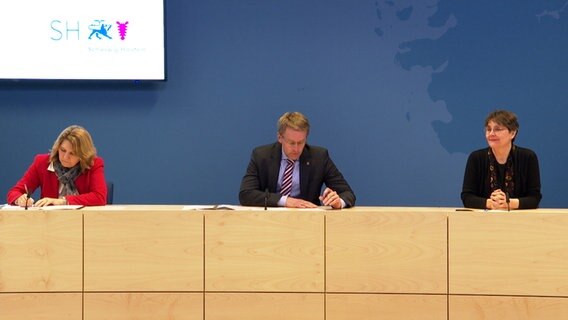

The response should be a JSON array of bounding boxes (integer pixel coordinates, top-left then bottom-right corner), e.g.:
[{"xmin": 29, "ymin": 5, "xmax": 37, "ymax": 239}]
[{"xmin": 239, "ymin": 142, "xmax": 356, "ymax": 207}]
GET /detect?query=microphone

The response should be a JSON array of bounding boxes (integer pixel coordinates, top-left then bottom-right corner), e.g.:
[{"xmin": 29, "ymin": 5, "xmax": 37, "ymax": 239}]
[
  {"xmin": 505, "ymin": 192, "xmax": 510, "ymax": 212},
  {"xmin": 264, "ymin": 188, "xmax": 268, "ymax": 211}
]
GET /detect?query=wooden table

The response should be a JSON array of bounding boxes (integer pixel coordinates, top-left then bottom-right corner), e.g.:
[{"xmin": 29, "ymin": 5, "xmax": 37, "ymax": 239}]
[{"xmin": 1, "ymin": 206, "xmax": 567, "ymax": 319}]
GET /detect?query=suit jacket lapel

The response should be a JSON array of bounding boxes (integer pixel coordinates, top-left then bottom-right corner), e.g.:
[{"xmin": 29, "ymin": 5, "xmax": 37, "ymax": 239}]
[
  {"xmin": 299, "ymin": 145, "xmax": 312, "ymax": 197},
  {"xmin": 268, "ymin": 143, "xmax": 282, "ymax": 192}
]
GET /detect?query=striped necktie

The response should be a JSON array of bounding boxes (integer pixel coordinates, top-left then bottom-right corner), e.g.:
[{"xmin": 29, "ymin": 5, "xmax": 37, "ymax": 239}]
[{"xmin": 280, "ymin": 159, "xmax": 295, "ymax": 196}]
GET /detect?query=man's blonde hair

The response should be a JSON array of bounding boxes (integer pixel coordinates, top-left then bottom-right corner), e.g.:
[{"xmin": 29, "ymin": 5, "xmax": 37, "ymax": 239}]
[{"xmin": 277, "ymin": 112, "xmax": 310, "ymax": 135}]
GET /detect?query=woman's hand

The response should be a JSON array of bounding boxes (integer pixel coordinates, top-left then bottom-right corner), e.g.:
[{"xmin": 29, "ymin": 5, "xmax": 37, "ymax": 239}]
[
  {"xmin": 34, "ymin": 197, "xmax": 66, "ymax": 207},
  {"xmin": 14, "ymin": 194, "xmax": 34, "ymax": 207},
  {"xmin": 488, "ymin": 189, "xmax": 507, "ymax": 209}
]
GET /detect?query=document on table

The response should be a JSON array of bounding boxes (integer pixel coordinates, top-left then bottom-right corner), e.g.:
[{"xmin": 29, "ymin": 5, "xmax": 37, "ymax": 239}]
[
  {"xmin": 182, "ymin": 205, "xmax": 332, "ymax": 211},
  {"xmin": 455, "ymin": 208, "xmax": 511, "ymax": 213},
  {"xmin": 183, "ymin": 204, "xmax": 239, "ymax": 210},
  {"xmin": 0, "ymin": 204, "xmax": 84, "ymax": 210},
  {"xmin": 264, "ymin": 206, "xmax": 333, "ymax": 211}
]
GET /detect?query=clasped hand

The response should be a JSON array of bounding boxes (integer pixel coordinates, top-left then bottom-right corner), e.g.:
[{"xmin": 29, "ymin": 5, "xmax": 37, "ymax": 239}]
[{"xmin": 488, "ymin": 189, "xmax": 508, "ymax": 210}]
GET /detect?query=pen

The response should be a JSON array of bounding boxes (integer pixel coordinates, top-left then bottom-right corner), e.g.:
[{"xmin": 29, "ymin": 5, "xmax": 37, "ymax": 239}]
[{"xmin": 24, "ymin": 184, "xmax": 30, "ymax": 210}]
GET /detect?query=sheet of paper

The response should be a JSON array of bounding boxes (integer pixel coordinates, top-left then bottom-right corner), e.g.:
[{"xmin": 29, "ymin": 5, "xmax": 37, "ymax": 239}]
[
  {"xmin": 182, "ymin": 205, "xmax": 332, "ymax": 211},
  {"xmin": 183, "ymin": 204, "xmax": 240, "ymax": 210},
  {"xmin": 0, "ymin": 204, "xmax": 84, "ymax": 210}
]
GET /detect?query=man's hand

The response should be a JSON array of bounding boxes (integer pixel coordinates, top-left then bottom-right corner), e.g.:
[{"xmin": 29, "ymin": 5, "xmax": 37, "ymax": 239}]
[
  {"xmin": 320, "ymin": 187, "xmax": 342, "ymax": 209},
  {"xmin": 286, "ymin": 197, "xmax": 318, "ymax": 208}
]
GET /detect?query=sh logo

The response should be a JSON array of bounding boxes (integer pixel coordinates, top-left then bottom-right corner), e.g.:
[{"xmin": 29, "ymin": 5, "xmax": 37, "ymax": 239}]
[{"xmin": 50, "ymin": 20, "xmax": 129, "ymax": 41}]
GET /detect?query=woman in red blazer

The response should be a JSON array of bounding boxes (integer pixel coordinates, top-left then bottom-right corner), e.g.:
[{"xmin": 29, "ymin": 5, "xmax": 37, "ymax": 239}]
[{"xmin": 7, "ymin": 125, "xmax": 107, "ymax": 207}]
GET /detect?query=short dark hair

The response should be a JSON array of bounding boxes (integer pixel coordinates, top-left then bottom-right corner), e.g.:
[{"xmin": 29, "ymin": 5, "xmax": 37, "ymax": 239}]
[{"xmin": 485, "ymin": 110, "xmax": 519, "ymax": 141}]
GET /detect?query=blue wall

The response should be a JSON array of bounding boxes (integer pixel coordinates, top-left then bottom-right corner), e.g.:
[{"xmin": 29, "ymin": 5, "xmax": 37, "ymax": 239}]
[{"xmin": 2, "ymin": 0, "xmax": 567, "ymax": 207}]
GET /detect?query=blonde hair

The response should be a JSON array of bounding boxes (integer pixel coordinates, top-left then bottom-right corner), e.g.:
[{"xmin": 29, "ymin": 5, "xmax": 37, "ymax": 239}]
[
  {"xmin": 49, "ymin": 125, "xmax": 97, "ymax": 172},
  {"xmin": 277, "ymin": 112, "xmax": 310, "ymax": 135}
]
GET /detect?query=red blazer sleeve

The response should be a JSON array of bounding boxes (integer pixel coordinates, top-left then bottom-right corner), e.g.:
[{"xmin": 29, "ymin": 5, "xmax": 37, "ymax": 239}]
[{"xmin": 6, "ymin": 154, "xmax": 49, "ymax": 205}]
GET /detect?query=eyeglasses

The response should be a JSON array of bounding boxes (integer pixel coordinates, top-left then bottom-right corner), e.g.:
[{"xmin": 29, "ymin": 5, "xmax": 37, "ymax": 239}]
[
  {"xmin": 280, "ymin": 137, "xmax": 306, "ymax": 148},
  {"xmin": 485, "ymin": 126, "xmax": 508, "ymax": 134},
  {"xmin": 279, "ymin": 132, "xmax": 307, "ymax": 147}
]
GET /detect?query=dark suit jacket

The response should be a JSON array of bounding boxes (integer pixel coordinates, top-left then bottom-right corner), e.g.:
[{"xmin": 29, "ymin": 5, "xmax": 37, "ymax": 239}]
[{"xmin": 239, "ymin": 142, "xmax": 355, "ymax": 207}]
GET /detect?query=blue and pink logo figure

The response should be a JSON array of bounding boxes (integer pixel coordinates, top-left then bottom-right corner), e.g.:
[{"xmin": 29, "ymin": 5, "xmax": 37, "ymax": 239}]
[{"xmin": 87, "ymin": 20, "xmax": 129, "ymax": 40}]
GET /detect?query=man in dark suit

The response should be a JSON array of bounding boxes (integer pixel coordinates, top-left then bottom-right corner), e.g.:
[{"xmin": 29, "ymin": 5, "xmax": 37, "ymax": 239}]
[{"xmin": 239, "ymin": 112, "xmax": 355, "ymax": 209}]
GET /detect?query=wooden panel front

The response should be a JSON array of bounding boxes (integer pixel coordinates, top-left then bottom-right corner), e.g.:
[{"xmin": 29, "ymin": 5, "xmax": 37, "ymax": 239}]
[
  {"xmin": 84, "ymin": 211, "xmax": 203, "ymax": 291},
  {"xmin": 0, "ymin": 293, "xmax": 82, "ymax": 320},
  {"xmin": 450, "ymin": 295, "xmax": 568, "ymax": 320},
  {"xmin": 205, "ymin": 212, "xmax": 324, "ymax": 292},
  {"xmin": 205, "ymin": 293, "xmax": 324, "ymax": 320},
  {"xmin": 450, "ymin": 212, "xmax": 568, "ymax": 296},
  {"xmin": 327, "ymin": 293, "xmax": 447, "ymax": 320},
  {"xmin": 0, "ymin": 211, "xmax": 82, "ymax": 292},
  {"xmin": 326, "ymin": 210, "xmax": 447, "ymax": 293},
  {"xmin": 84, "ymin": 293, "xmax": 203, "ymax": 320}
]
